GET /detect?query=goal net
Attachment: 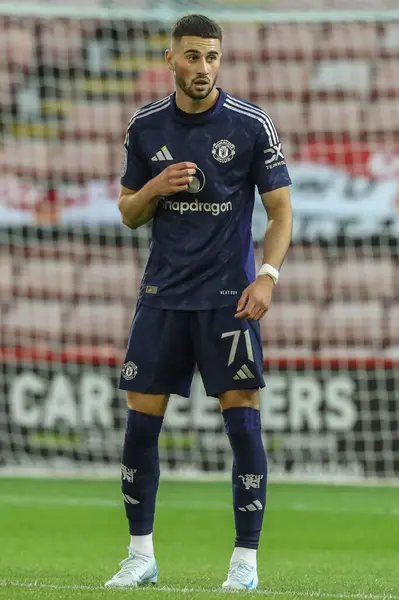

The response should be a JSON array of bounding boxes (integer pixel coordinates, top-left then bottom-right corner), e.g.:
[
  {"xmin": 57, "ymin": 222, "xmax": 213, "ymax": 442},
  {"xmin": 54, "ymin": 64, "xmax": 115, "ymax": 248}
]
[{"xmin": 0, "ymin": 2, "xmax": 398, "ymax": 481}]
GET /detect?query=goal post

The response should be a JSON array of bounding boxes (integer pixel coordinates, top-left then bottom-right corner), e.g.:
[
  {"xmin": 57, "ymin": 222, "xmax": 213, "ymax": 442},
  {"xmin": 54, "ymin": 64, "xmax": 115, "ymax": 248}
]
[{"xmin": 0, "ymin": 3, "xmax": 399, "ymax": 481}]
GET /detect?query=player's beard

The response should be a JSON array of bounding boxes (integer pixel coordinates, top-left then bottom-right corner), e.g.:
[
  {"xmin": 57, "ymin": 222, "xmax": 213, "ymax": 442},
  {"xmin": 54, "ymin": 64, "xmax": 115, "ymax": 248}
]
[{"xmin": 175, "ymin": 71, "xmax": 217, "ymax": 101}]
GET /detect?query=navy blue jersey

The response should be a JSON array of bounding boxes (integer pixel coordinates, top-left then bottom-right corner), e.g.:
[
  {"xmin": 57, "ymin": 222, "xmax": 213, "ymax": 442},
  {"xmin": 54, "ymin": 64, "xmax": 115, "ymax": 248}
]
[{"xmin": 121, "ymin": 89, "xmax": 291, "ymax": 310}]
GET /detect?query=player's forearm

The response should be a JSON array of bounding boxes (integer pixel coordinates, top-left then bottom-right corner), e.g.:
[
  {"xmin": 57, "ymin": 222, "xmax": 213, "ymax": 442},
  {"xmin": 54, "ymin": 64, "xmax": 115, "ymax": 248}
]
[
  {"xmin": 118, "ymin": 180, "xmax": 160, "ymax": 229},
  {"xmin": 261, "ymin": 204, "xmax": 293, "ymax": 270}
]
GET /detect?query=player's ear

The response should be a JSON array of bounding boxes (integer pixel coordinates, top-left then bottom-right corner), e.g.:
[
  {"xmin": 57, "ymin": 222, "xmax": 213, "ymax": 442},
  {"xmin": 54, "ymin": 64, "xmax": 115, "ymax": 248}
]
[{"xmin": 165, "ymin": 48, "xmax": 174, "ymax": 71}]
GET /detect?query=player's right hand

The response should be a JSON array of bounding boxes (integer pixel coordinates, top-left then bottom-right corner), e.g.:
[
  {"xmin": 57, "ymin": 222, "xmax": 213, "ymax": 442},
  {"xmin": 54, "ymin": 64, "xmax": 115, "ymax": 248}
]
[{"xmin": 153, "ymin": 162, "xmax": 197, "ymax": 196}]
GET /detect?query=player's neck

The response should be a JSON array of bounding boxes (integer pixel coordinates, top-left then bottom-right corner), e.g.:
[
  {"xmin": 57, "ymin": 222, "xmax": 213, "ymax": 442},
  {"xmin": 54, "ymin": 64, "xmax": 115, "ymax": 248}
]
[{"xmin": 175, "ymin": 87, "xmax": 220, "ymax": 114}]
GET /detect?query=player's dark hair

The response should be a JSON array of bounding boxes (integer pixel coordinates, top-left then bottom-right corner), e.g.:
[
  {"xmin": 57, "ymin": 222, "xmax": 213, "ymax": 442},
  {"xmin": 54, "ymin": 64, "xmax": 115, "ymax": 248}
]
[{"xmin": 172, "ymin": 14, "xmax": 223, "ymax": 43}]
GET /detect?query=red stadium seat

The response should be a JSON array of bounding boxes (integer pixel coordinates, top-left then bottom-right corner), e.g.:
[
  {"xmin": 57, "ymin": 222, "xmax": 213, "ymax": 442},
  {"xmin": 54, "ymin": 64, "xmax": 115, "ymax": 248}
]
[
  {"xmin": 0, "ymin": 23, "xmax": 35, "ymax": 70},
  {"xmin": 2, "ymin": 139, "xmax": 50, "ymax": 178},
  {"xmin": 64, "ymin": 302, "xmax": 129, "ymax": 347},
  {"xmin": 263, "ymin": 345, "xmax": 314, "ymax": 359},
  {"xmin": 254, "ymin": 245, "xmax": 325, "ymax": 274},
  {"xmin": 134, "ymin": 67, "xmax": 174, "ymax": 99},
  {"xmin": 53, "ymin": 141, "xmax": 112, "ymax": 180},
  {"xmin": 318, "ymin": 23, "xmax": 379, "ymax": 59},
  {"xmin": 109, "ymin": 142, "xmax": 125, "ymax": 179},
  {"xmin": 76, "ymin": 260, "xmax": 141, "ymax": 302},
  {"xmin": 216, "ymin": 63, "xmax": 252, "ymax": 100},
  {"xmin": 310, "ymin": 60, "xmax": 371, "ymax": 97},
  {"xmin": 21, "ymin": 240, "xmax": 87, "ymax": 261},
  {"xmin": 364, "ymin": 100, "xmax": 399, "ymax": 134},
  {"xmin": 253, "ymin": 62, "xmax": 311, "ymax": 99},
  {"xmin": 63, "ymin": 102, "xmax": 125, "ymax": 140},
  {"xmin": 318, "ymin": 345, "xmax": 379, "ymax": 358},
  {"xmin": 87, "ymin": 245, "xmax": 143, "ymax": 264},
  {"xmin": 279, "ymin": 138, "xmax": 296, "ymax": 163},
  {"xmin": 319, "ymin": 301, "xmax": 383, "ymax": 346},
  {"xmin": 286, "ymin": 245, "xmax": 326, "ymax": 262},
  {"xmin": 260, "ymin": 301, "xmax": 319, "ymax": 346},
  {"xmin": 220, "ymin": 24, "xmax": 261, "ymax": 61},
  {"xmin": 273, "ymin": 259, "xmax": 328, "ymax": 302},
  {"xmin": 16, "ymin": 258, "xmax": 77, "ymax": 299},
  {"xmin": 0, "ymin": 70, "xmax": 19, "ymax": 109},
  {"xmin": 374, "ymin": 60, "xmax": 399, "ymax": 97},
  {"xmin": 261, "ymin": 24, "xmax": 319, "ymax": 60},
  {"xmin": 39, "ymin": 20, "xmax": 83, "ymax": 69},
  {"xmin": 308, "ymin": 101, "xmax": 362, "ymax": 134},
  {"xmin": 330, "ymin": 258, "xmax": 396, "ymax": 300},
  {"xmin": 257, "ymin": 101, "xmax": 305, "ymax": 137},
  {"xmin": 1, "ymin": 299, "xmax": 65, "ymax": 342},
  {"xmin": 0, "ymin": 254, "xmax": 14, "ymax": 306}
]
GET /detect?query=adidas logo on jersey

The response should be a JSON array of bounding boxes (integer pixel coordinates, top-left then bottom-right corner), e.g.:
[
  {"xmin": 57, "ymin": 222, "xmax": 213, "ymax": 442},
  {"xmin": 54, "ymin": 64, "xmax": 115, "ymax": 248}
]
[
  {"xmin": 151, "ymin": 146, "xmax": 173, "ymax": 161},
  {"xmin": 233, "ymin": 365, "xmax": 255, "ymax": 380}
]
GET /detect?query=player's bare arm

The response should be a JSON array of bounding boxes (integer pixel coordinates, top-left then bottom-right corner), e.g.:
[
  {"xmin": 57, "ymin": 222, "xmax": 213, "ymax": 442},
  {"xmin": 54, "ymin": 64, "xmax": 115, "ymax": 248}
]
[
  {"xmin": 118, "ymin": 185, "xmax": 157, "ymax": 229},
  {"xmin": 235, "ymin": 185, "xmax": 293, "ymax": 321},
  {"xmin": 259, "ymin": 185, "xmax": 293, "ymax": 272},
  {"xmin": 118, "ymin": 161, "xmax": 197, "ymax": 229}
]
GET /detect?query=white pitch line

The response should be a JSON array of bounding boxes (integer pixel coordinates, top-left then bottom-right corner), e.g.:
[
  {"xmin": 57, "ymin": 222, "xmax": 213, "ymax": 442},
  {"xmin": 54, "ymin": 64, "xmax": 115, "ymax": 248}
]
[
  {"xmin": 0, "ymin": 495, "xmax": 227, "ymax": 510},
  {"xmin": 0, "ymin": 495, "xmax": 121, "ymax": 508},
  {"xmin": 0, "ymin": 581, "xmax": 398, "ymax": 600},
  {"xmin": 0, "ymin": 495, "xmax": 398, "ymax": 516}
]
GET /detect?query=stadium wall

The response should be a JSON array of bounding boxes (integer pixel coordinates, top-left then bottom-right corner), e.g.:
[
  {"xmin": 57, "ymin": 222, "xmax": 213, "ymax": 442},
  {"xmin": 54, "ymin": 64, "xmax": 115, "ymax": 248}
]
[{"xmin": 1, "ymin": 345, "xmax": 399, "ymax": 481}]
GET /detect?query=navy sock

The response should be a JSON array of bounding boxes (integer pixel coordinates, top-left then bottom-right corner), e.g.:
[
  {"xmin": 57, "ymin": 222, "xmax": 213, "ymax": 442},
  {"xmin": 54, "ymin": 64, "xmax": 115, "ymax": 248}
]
[
  {"xmin": 121, "ymin": 409, "xmax": 163, "ymax": 536},
  {"xmin": 223, "ymin": 407, "xmax": 267, "ymax": 550}
]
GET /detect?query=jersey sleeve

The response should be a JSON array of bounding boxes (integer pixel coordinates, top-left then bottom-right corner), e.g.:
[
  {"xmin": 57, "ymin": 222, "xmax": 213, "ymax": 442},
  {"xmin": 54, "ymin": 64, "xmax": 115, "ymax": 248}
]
[
  {"xmin": 120, "ymin": 121, "xmax": 152, "ymax": 191},
  {"xmin": 251, "ymin": 116, "xmax": 292, "ymax": 194}
]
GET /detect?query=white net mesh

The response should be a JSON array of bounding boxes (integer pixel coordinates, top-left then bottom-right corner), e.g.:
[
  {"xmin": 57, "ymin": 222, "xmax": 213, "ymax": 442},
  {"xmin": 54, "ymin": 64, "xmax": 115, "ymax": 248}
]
[{"xmin": 0, "ymin": 3, "xmax": 398, "ymax": 480}]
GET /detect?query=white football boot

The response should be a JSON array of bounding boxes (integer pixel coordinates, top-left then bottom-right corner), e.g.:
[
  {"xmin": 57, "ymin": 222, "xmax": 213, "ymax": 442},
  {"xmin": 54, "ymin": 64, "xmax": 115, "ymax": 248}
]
[
  {"xmin": 222, "ymin": 559, "xmax": 259, "ymax": 590},
  {"xmin": 104, "ymin": 548, "xmax": 158, "ymax": 588}
]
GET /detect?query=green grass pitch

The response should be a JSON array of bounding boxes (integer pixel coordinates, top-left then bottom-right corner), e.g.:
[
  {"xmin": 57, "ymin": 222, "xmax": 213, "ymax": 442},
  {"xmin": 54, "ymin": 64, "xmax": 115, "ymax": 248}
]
[{"xmin": 0, "ymin": 478, "xmax": 398, "ymax": 600}]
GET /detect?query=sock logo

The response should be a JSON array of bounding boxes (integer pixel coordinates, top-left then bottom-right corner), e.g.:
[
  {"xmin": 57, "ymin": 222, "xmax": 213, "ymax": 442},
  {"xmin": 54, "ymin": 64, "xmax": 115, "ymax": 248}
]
[
  {"xmin": 123, "ymin": 494, "xmax": 140, "ymax": 505},
  {"xmin": 238, "ymin": 500, "xmax": 263, "ymax": 512},
  {"xmin": 121, "ymin": 464, "xmax": 137, "ymax": 483},
  {"xmin": 238, "ymin": 474, "xmax": 264, "ymax": 490}
]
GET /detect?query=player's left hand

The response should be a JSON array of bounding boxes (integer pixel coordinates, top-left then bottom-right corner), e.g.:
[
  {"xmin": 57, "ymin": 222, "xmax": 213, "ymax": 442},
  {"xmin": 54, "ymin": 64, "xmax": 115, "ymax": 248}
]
[{"xmin": 234, "ymin": 276, "xmax": 275, "ymax": 320}]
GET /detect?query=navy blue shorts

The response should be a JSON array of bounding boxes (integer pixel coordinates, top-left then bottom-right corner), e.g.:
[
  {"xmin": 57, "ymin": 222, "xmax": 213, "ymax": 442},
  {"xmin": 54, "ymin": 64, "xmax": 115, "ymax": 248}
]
[{"xmin": 119, "ymin": 305, "xmax": 265, "ymax": 398}]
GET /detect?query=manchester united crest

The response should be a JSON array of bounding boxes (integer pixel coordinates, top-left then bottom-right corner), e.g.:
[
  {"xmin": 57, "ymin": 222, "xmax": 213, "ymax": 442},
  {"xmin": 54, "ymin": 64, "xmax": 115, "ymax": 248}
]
[
  {"xmin": 212, "ymin": 139, "xmax": 236, "ymax": 164},
  {"xmin": 121, "ymin": 361, "xmax": 138, "ymax": 380}
]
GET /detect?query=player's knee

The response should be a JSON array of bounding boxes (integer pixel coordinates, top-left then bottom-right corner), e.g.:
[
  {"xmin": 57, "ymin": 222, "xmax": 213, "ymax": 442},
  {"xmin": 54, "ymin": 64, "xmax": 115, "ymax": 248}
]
[
  {"xmin": 219, "ymin": 389, "xmax": 260, "ymax": 412},
  {"xmin": 126, "ymin": 391, "xmax": 169, "ymax": 416}
]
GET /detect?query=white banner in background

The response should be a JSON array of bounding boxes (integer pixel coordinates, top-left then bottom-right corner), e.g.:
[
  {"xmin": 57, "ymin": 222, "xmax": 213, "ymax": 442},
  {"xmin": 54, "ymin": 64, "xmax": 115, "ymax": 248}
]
[{"xmin": 0, "ymin": 160, "xmax": 398, "ymax": 236}]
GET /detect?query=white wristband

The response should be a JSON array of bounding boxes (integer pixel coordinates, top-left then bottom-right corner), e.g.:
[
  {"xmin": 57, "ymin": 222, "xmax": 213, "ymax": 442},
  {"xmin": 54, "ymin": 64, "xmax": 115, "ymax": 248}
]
[{"xmin": 257, "ymin": 263, "xmax": 279, "ymax": 285}]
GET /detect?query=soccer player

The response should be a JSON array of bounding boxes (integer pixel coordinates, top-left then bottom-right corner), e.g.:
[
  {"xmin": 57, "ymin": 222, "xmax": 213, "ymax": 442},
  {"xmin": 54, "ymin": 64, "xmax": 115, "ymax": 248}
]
[{"xmin": 105, "ymin": 14, "xmax": 292, "ymax": 591}]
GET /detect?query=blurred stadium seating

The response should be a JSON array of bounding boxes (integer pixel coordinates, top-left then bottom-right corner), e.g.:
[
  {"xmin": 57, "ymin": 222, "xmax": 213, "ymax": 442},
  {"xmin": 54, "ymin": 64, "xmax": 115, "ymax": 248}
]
[{"xmin": 0, "ymin": 15, "xmax": 398, "ymax": 360}]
